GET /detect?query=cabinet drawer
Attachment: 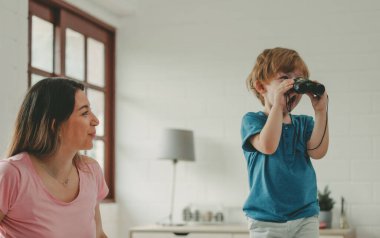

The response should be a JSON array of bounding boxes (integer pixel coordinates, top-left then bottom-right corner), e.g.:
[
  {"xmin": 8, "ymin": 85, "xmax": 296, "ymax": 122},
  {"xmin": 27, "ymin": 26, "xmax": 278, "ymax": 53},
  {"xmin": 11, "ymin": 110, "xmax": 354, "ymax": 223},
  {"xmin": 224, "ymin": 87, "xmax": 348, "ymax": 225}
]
[
  {"xmin": 132, "ymin": 232, "xmax": 232, "ymax": 238},
  {"xmin": 320, "ymin": 236, "xmax": 344, "ymax": 238},
  {"xmin": 232, "ymin": 234, "xmax": 248, "ymax": 238}
]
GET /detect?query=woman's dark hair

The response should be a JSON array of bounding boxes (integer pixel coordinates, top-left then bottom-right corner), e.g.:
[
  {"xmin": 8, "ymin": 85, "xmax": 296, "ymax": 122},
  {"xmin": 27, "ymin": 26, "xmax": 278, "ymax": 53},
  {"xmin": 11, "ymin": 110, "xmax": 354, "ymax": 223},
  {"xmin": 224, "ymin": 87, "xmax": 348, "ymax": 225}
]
[{"xmin": 7, "ymin": 78, "xmax": 84, "ymax": 158}]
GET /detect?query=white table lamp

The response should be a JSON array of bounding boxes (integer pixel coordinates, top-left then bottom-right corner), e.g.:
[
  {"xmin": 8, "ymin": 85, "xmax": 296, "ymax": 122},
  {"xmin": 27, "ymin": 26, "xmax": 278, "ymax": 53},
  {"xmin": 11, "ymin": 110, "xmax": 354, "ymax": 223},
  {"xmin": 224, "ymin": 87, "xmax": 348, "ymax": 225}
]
[{"xmin": 158, "ymin": 128, "xmax": 195, "ymax": 226}]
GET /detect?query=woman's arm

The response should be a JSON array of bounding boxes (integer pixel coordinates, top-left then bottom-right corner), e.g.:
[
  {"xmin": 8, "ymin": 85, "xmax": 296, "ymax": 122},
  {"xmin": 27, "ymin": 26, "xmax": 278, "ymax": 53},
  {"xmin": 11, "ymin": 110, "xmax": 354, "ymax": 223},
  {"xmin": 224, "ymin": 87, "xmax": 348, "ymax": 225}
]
[
  {"xmin": 0, "ymin": 210, "xmax": 4, "ymax": 223},
  {"xmin": 95, "ymin": 203, "xmax": 108, "ymax": 238}
]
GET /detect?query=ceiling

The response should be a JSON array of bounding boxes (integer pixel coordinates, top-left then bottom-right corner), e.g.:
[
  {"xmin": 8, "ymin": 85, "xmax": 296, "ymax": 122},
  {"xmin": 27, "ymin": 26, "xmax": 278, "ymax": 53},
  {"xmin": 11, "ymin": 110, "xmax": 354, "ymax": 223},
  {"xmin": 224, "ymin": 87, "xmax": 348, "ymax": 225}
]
[{"xmin": 85, "ymin": 0, "xmax": 137, "ymax": 17}]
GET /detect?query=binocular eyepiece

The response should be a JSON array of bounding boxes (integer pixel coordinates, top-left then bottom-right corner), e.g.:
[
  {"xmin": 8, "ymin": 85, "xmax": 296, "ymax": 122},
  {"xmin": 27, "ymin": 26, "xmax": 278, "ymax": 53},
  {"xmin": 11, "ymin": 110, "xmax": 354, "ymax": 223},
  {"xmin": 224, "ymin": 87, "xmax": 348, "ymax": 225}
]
[{"xmin": 292, "ymin": 77, "xmax": 325, "ymax": 96}]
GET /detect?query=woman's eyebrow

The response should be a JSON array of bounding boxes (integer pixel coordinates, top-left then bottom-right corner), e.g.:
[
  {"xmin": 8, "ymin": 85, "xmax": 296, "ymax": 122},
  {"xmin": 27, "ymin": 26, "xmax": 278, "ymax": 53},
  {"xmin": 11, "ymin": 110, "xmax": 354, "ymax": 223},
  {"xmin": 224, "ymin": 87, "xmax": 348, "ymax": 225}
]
[{"xmin": 78, "ymin": 105, "xmax": 89, "ymax": 111}]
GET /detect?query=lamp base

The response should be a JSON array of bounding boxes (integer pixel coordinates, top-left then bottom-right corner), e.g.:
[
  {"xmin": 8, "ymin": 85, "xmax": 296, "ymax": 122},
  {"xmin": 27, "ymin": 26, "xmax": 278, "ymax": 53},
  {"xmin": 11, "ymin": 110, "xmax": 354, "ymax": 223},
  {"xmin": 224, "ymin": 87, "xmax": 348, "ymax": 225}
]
[
  {"xmin": 157, "ymin": 222, "xmax": 186, "ymax": 227},
  {"xmin": 156, "ymin": 216, "xmax": 185, "ymax": 227}
]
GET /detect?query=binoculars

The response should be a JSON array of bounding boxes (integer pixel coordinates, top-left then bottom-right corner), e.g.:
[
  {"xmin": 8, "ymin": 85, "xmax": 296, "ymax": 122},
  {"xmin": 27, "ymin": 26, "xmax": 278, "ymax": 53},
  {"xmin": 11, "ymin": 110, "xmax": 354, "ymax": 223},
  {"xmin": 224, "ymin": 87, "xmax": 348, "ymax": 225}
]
[{"xmin": 292, "ymin": 77, "xmax": 325, "ymax": 96}]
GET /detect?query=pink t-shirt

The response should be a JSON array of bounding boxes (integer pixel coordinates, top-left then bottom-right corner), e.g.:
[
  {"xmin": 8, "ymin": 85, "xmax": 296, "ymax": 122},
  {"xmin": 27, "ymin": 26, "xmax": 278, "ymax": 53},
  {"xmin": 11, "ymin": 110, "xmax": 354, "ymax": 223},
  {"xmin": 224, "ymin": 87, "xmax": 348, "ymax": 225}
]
[{"xmin": 0, "ymin": 152, "xmax": 109, "ymax": 238}]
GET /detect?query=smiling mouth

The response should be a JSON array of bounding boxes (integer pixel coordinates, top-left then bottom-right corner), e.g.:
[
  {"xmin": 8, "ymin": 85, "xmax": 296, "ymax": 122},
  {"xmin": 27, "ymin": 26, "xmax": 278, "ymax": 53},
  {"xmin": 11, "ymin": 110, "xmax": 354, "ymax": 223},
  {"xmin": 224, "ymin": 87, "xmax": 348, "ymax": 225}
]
[
  {"xmin": 289, "ymin": 95, "xmax": 297, "ymax": 105},
  {"xmin": 286, "ymin": 94, "xmax": 298, "ymax": 111}
]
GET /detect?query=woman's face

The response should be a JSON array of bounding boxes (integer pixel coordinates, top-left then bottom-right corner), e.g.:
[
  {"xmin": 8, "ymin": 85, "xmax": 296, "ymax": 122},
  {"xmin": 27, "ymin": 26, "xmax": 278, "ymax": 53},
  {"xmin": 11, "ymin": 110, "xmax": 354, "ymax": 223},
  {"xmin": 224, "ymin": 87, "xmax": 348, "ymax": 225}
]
[{"xmin": 60, "ymin": 90, "xmax": 99, "ymax": 151}]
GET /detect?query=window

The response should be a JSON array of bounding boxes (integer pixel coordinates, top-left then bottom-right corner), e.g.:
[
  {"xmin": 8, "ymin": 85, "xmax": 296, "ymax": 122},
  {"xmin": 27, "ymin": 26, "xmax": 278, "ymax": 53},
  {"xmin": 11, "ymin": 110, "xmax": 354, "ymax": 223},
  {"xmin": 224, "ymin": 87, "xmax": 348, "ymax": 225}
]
[{"xmin": 29, "ymin": 0, "xmax": 115, "ymax": 200}]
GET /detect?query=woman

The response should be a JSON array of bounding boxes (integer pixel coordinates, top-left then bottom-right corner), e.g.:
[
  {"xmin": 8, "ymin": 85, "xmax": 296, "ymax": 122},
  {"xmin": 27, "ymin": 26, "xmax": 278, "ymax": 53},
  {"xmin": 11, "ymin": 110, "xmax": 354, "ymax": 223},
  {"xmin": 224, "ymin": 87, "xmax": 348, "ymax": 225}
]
[{"xmin": 0, "ymin": 78, "xmax": 108, "ymax": 238}]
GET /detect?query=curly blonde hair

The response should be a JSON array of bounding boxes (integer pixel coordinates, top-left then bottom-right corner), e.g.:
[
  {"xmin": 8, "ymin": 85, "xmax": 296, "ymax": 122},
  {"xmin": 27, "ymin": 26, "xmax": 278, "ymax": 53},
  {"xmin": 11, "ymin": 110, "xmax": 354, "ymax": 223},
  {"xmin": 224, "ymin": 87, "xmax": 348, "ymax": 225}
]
[{"xmin": 246, "ymin": 47, "xmax": 310, "ymax": 105}]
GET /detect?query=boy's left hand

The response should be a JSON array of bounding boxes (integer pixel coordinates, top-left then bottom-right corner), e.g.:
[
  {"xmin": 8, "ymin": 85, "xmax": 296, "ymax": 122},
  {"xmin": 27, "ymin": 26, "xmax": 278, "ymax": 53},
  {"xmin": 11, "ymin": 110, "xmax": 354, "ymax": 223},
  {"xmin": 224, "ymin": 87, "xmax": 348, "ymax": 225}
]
[{"xmin": 306, "ymin": 81, "xmax": 328, "ymax": 112}]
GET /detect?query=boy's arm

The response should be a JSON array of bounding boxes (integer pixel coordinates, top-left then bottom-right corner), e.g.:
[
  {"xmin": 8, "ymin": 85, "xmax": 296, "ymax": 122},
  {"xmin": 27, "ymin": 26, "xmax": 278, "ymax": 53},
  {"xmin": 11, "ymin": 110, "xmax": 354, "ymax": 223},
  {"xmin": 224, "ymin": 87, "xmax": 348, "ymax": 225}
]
[
  {"xmin": 250, "ymin": 79, "xmax": 295, "ymax": 154},
  {"xmin": 250, "ymin": 104, "xmax": 283, "ymax": 154},
  {"xmin": 307, "ymin": 92, "xmax": 329, "ymax": 159}
]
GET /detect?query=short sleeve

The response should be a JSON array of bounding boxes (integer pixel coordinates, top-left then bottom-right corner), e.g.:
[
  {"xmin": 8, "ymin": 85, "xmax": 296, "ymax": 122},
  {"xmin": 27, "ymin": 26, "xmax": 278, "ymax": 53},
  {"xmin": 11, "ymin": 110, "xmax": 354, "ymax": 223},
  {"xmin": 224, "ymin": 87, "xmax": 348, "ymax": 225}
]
[
  {"xmin": 241, "ymin": 112, "xmax": 266, "ymax": 152},
  {"xmin": 304, "ymin": 115, "xmax": 315, "ymax": 142},
  {"xmin": 0, "ymin": 161, "xmax": 20, "ymax": 214},
  {"xmin": 92, "ymin": 162, "xmax": 109, "ymax": 202}
]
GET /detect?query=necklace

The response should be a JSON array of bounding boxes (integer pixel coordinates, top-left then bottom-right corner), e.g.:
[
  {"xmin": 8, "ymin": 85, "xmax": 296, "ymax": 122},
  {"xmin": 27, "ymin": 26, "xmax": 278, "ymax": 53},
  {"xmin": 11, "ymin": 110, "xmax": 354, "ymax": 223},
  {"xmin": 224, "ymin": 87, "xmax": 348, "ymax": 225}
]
[
  {"xmin": 41, "ymin": 162, "xmax": 75, "ymax": 187},
  {"xmin": 62, "ymin": 165, "xmax": 74, "ymax": 186}
]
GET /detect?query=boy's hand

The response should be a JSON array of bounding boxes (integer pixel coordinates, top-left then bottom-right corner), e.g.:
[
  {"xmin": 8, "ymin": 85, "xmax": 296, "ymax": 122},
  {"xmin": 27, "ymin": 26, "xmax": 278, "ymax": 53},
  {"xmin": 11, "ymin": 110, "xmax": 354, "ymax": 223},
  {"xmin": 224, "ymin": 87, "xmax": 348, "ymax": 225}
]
[
  {"xmin": 273, "ymin": 79, "xmax": 294, "ymax": 109},
  {"xmin": 306, "ymin": 80, "xmax": 328, "ymax": 112}
]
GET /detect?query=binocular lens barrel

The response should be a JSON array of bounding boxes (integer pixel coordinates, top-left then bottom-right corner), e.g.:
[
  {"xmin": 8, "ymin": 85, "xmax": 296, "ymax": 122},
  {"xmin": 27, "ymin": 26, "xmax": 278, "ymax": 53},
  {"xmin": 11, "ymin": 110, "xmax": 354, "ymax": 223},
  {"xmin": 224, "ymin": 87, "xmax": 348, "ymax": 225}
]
[{"xmin": 293, "ymin": 78, "xmax": 325, "ymax": 96}]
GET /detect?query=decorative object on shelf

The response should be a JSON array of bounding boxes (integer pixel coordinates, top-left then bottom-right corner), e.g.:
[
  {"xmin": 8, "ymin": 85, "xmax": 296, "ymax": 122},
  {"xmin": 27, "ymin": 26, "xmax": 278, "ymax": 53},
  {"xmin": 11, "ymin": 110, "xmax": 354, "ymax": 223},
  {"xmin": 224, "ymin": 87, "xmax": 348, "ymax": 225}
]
[
  {"xmin": 182, "ymin": 206, "xmax": 192, "ymax": 222},
  {"xmin": 339, "ymin": 196, "xmax": 349, "ymax": 229},
  {"xmin": 158, "ymin": 128, "xmax": 195, "ymax": 226},
  {"xmin": 181, "ymin": 203, "xmax": 225, "ymax": 225},
  {"xmin": 214, "ymin": 211, "xmax": 224, "ymax": 222},
  {"xmin": 318, "ymin": 185, "xmax": 335, "ymax": 229}
]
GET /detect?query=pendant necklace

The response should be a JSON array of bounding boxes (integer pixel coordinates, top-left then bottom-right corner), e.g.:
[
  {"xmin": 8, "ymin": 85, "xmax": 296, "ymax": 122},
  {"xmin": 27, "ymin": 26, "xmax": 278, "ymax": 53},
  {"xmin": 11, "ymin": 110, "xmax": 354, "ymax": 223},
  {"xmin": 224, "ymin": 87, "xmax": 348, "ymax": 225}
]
[
  {"xmin": 62, "ymin": 165, "xmax": 74, "ymax": 186},
  {"xmin": 41, "ymin": 162, "xmax": 75, "ymax": 187}
]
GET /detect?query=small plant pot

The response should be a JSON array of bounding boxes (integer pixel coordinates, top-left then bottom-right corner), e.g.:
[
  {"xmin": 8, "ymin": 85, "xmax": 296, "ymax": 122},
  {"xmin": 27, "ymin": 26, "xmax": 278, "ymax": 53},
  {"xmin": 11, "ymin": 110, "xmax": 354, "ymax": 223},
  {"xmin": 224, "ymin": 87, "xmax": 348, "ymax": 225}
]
[{"xmin": 319, "ymin": 210, "xmax": 332, "ymax": 228}]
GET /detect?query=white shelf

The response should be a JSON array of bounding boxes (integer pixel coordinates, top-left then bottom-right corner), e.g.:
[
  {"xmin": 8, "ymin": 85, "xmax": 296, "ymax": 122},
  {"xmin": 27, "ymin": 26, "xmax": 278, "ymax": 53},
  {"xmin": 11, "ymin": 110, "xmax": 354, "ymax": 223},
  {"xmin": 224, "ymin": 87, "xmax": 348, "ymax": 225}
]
[{"xmin": 130, "ymin": 224, "xmax": 355, "ymax": 238}]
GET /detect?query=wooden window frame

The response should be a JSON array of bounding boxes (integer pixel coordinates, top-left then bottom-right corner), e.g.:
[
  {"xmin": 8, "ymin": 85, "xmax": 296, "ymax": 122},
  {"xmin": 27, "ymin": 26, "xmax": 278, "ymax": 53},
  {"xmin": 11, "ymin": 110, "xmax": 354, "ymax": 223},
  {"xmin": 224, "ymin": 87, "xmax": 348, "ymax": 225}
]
[{"xmin": 28, "ymin": 0, "xmax": 116, "ymax": 201}]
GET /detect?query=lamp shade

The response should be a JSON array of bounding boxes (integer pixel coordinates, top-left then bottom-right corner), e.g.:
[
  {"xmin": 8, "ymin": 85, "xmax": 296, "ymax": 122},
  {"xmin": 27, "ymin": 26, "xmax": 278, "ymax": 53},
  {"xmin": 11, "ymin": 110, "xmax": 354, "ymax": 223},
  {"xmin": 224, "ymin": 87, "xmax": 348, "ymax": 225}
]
[{"xmin": 159, "ymin": 128, "xmax": 195, "ymax": 162}]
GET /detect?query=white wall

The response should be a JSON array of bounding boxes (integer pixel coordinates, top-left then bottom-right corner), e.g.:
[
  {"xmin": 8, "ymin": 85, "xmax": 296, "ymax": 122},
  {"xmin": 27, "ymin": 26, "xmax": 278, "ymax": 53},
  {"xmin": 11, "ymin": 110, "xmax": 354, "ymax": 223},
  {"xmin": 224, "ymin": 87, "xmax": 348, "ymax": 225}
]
[
  {"xmin": 116, "ymin": 1, "xmax": 380, "ymax": 237},
  {"xmin": 0, "ymin": 1, "xmax": 120, "ymax": 237},
  {"xmin": 0, "ymin": 0, "xmax": 28, "ymax": 156},
  {"xmin": 1, "ymin": 0, "xmax": 380, "ymax": 238}
]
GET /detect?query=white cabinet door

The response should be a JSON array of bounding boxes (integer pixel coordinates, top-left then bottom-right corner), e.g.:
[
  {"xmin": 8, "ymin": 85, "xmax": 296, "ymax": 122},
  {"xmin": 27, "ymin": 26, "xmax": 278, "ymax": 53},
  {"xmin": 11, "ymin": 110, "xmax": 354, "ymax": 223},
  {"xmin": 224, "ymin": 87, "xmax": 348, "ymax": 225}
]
[
  {"xmin": 132, "ymin": 233, "xmax": 168, "ymax": 238},
  {"xmin": 132, "ymin": 232, "xmax": 232, "ymax": 238},
  {"xmin": 189, "ymin": 234, "xmax": 231, "ymax": 238},
  {"xmin": 320, "ymin": 236, "xmax": 344, "ymax": 238},
  {"xmin": 232, "ymin": 234, "xmax": 249, "ymax": 238}
]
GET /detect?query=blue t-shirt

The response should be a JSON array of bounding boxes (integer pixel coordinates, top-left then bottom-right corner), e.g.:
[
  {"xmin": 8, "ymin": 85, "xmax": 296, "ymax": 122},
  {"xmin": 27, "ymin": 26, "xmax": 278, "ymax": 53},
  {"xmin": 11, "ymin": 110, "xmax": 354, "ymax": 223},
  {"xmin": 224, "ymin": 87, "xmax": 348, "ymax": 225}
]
[{"xmin": 241, "ymin": 111, "xmax": 319, "ymax": 222}]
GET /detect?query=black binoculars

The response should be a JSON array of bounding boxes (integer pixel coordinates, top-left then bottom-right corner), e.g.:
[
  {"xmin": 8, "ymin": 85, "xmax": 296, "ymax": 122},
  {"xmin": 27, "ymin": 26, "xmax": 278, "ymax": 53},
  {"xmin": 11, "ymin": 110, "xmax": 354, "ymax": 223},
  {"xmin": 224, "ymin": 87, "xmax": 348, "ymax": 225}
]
[{"xmin": 292, "ymin": 77, "xmax": 325, "ymax": 96}]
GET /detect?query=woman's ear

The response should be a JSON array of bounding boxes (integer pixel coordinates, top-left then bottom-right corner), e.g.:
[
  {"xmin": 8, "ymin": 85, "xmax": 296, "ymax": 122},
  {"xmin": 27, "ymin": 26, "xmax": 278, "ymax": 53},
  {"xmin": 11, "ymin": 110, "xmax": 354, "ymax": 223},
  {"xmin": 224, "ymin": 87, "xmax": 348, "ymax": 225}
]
[
  {"xmin": 50, "ymin": 119, "xmax": 56, "ymax": 132},
  {"xmin": 254, "ymin": 80, "xmax": 266, "ymax": 94}
]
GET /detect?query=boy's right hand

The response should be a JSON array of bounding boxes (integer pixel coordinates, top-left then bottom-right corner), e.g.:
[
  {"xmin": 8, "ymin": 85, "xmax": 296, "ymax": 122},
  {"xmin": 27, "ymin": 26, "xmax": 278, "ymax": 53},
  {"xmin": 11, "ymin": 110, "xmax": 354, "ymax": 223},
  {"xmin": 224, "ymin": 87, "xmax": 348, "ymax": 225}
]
[{"xmin": 273, "ymin": 79, "xmax": 294, "ymax": 109}]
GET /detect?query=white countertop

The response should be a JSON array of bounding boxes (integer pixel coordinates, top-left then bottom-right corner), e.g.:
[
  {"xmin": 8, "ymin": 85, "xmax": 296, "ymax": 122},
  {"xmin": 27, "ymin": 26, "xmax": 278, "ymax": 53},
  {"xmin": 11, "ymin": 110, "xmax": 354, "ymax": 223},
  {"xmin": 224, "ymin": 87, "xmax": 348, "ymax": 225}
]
[
  {"xmin": 130, "ymin": 224, "xmax": 248, "ymax": 233},
  {"xmin": 130, "ymin": 224, "xmax": 355, "ymax": 235}
]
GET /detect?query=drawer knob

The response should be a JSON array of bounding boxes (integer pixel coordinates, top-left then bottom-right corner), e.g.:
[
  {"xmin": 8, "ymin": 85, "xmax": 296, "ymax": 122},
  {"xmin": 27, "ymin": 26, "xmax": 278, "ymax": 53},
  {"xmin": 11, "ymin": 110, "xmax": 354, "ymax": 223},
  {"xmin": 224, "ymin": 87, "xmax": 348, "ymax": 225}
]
[{"xmin": 173, "ymin": 232, "xmax": 189, "ymax": 236}]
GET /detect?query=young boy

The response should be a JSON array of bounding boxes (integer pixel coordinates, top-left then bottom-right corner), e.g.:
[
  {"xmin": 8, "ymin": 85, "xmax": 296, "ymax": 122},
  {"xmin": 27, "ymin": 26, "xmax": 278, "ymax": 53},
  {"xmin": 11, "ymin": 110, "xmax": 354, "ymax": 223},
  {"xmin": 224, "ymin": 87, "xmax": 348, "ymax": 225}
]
[{"xmin": 241, "ymin": 47, "xmax": 329, "ymax": 238}]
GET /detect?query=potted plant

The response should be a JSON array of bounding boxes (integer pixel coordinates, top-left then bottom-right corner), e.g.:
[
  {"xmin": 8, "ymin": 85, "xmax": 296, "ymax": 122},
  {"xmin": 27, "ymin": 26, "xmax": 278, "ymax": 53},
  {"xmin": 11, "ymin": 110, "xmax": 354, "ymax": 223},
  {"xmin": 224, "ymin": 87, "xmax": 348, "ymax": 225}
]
[{"xmin": 318, "ymin": 185, "xmax": 335, "ymax": 228}]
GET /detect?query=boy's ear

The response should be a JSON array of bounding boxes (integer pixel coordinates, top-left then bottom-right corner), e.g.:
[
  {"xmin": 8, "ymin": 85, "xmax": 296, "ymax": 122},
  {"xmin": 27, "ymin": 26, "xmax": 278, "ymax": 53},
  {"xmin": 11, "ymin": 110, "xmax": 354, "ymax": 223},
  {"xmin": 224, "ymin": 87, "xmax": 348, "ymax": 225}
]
[{"xmin": 254, "ymin": 80, "xmax": 266, "ymax": 94}]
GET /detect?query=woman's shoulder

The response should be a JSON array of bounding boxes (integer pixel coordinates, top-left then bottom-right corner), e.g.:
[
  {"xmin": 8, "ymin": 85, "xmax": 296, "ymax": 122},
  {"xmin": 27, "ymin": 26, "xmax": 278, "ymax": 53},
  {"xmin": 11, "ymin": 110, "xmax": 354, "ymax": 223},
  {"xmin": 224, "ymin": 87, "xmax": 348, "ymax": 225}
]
[
  {"xmin": 0, "ymin": 159, "xmax": 19, "ymax": 175},
  {"xmin": 78, "ymin": 154, "xmax": 102, "ymax": 173},
  {"xmin": 80, "ymin": 154, "xmax": 98, "ymax": 164},
  {"xmin": 0, "ymin": 153, "xmax": 29, "ymax": 172},
  {"xmin": 0, "ymin": 154, "xmax": 26, "ymax": 185}
]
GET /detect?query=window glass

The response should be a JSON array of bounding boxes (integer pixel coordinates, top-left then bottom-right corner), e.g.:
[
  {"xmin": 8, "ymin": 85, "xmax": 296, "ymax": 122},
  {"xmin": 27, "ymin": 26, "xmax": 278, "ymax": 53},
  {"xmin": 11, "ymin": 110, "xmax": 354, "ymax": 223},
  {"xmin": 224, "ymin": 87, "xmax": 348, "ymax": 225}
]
[
  {"xmin": 66, "ymin": 28, "xmax": 85, "ymax": 80},
  {"xmin": 31, "ymin": 16, "xmax": 53, "ymax": 72},
  {"xmin": 31, "ymin": 74, "xmax": 46, "ymax": 85},
  {"xmin": 87, "ymin": 38, "xmax": 105, "ymax": 87},
  {"xmin": 87, "ymin": 89, "xmax": 105, "ymax": 137},
  {"xmin": 86, "ymin": 140, "xmax": 105, "ymax": 171}
]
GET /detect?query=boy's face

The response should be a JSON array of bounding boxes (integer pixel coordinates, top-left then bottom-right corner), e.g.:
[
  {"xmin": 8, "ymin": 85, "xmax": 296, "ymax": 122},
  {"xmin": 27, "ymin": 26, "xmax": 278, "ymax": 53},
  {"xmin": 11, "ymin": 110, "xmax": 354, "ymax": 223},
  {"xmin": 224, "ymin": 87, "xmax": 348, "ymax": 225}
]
[{"xmin": 263, "ymin": 70, "xmax": 304, "ymax": 113}]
